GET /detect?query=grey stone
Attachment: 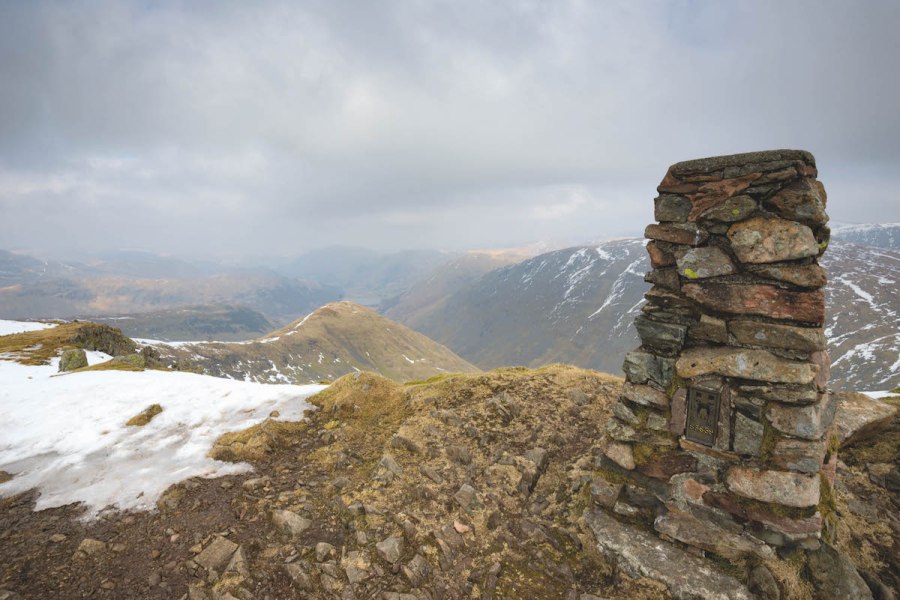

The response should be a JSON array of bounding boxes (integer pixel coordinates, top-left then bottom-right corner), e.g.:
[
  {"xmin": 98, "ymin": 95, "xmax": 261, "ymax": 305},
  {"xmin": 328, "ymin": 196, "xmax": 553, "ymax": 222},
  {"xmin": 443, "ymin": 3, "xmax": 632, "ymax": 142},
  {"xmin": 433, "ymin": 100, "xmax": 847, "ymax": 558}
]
[
  {"xmin": 271, "ymin": 509, "xmax": 311, "ymax": 538},
  {"xmin": 224, "ymin": 546, "xmax": 250, "ymax": 578},
  {"xmin": 402, "ymin": 554, "xmax": 431, "ymax": 587},
  {"xmin": 728, "ymin": 217, "xmax": 819, "ymax": 264},
  {"xmin": 732, "ymin": 413, "xmax": 764, "ymax": 456},
  {"xmin": 765, "ymin": 178, "xmax": 828, "ymax": 225},
  {"xmin": 654, "ymin": 511, "xmax": 774, "ymax": 560},
  {"xmin": 675, "ymin": 246, "xmax": 737, "ymax": 279},
  {"xmin": 342, "ymin": 550, "xmax": 370, "ymax": 584},
  {"xmin": 635, "ymin": 315, "xmax": 688, "ymax": 356},
  {"xmin": 676, "ymin": 347, "xmax": 818, "ymax": 384},
  {"xmin": 74, "ymin": 538, "xmax": 106, "ymax": 558},
  {"xmin": 622, "ymin": 382, "xmax": 670, "ymax": 408},
  {"xmin": 284, "ymin": 562, "xmax": 312, "ymax": 590},
  {"xmin": 194, "ymin": 536, "xmax": 238, "ymax": 572},
  {"xmin": 747, "ymin": 262, "xmax": 827, "ymax": 288},
  {"xmin": 585, "ymin": 510, "xmax": 752, "ymax": 600},
  {"xmin": 729, "ymin": 320, "xmax": 825, "ymax": 352},
  {"xmin": 806, "ymin": 543, "xmax": 874, "ymax": 600},
  {"xmin": 654, "ymin": 194, "xmax": 692, "ymax": 222},
  {"xmin": 832, "ymin": 390, "xmax": 898, "ymax": 447},
  {"xmin": 590, "ymin": 477, "xmax": 623, "ymax": 508},
  {"xmin": 702, "ymin": 194, "xmax": 757, "ymax": 222},
  {"xmin": 612, "ymin": 402, "xmax": 639, "ymax": 425},
  {"xmin": 604, "ymin": 442, "xmax": 635, "ymax": 470},
  {"xmin": 315, "ymin": 542, "xmax": 335, "ymax": 562},
  {"xmin": 374, "ymin": 453, "xmax": 403, "ymax": 482},
  {"xmin": 622, "ymin": 351, "xmax": 675, "ymax": 389},
  {"xmin": 771, "ymin": 437, "xmax": 826, "ymax": 474},
  {"xmin": 748, "ymin": 564, "xmax": 781, "ymax": 600},
  {"xmin": 453, "ymin": 484, "xmax": 477, "ymax": 509},
  {"xmin": 376, "ymin": 536, "xmax": 404, "ymax": 563},
  {"xmin": 766, "ymin": 393, "xmax": 836, "ymax": 441},
  {"xmin": 726, "ymin": 467, "xmax": 820, "ymax": 508},
  {"xmin": 59, "ymin": 349, "xmax": 88, "ymax": 372},
  {"xmin": 688, "ymin": 314, "xmax": 727, "ymax": 343},
  {"xmin": 446, "ymin": 445, "xmax": 473, "ymax": 465}
]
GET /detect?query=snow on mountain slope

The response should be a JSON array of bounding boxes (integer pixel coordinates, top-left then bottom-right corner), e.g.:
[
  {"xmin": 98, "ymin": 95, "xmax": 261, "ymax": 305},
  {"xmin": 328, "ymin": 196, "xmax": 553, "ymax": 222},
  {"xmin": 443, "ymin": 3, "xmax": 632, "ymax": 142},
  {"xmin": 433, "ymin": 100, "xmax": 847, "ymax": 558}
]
[
  {"xmin": 0, "ymin": 354, "xmax": 323, "ymax": 517},
  {"xmin": 395, "ymin": 238, "xmax": 899, "ymax": 390},
  {"xmin": 831, "ymin": 222, "xmax": 900, "ymax": 250},
  {"xmin": 0, "ymin": 319, "xmax": 57, "ymax": 336}
]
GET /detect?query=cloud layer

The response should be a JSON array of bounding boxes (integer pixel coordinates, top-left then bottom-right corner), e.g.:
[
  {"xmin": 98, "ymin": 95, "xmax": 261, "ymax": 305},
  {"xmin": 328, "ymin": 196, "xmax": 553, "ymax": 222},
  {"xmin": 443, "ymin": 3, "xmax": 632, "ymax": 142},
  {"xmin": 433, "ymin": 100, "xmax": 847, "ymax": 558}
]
[{"xmin": 1, "ymin": 0, "xmax": 898, "ymax": 258}]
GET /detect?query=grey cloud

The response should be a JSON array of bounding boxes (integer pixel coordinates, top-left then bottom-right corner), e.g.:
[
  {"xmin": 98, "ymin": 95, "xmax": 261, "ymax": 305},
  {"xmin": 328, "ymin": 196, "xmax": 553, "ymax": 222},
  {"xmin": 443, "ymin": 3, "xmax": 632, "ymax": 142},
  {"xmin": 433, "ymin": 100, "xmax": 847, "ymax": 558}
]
[{"xmin": 0, "ymin": 0, "xmax": 898, "ymax": 258}]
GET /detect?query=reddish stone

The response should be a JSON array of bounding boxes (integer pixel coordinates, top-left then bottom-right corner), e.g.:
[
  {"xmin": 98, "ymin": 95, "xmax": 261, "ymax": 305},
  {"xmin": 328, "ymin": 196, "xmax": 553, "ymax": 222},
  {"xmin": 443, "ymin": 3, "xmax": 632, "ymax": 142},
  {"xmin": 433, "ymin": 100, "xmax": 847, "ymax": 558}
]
[
  {"xmin": 657, "ymin": 167, "xmax": 700, "ymax": 194},
  {"xmin": 686, "ymin": 173, "xmax": 762, "ymax": 221},
  {"xmin": 645, "ymin": 223, "xmax": 707, "ymax": 246},
  {"xmin": 725, "ymin": 466, "xmax": 820, "ymax": 508},
  {"xmin": 647, "ymin": 241, "xmax": 675, "ymax": 268},
  {"xmin": 765, "ymin": 178, "xmax": 828, "ymax": 225},
  {"xmin": 682, "ymin": 283, "xmax": 825, "ymax": 324}
]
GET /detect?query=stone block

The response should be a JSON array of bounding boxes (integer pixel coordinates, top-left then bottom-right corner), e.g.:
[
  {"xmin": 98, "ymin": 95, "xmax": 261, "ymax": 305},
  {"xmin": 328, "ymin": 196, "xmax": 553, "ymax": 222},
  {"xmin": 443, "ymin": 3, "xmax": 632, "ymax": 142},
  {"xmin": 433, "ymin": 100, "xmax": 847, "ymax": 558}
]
[
  {"xmin": 766, "ymin": 393, "xmax": 836, "ymax": 441},
  {"xmin": 645, "ymin": 223, "xmax": 708, "ymax": 246},
  {"xmin": 647, "ymin": 240, "xmax": 676, "ymax": 267},
  {"xmin": 676, "ymin": 346, "xmax": 818, "ymax": 384},
  {"xmin": 654, "ymin": 511, "xmax": 774, "ymax": 560},
  {"xmin": 725, "ymin": 466, "xmax": 820, "ymax": 507},
  {"xmin": 654, "ymin": 194, "xmax": 692, "ymax": 222},
  {"xmin": 669, "ymin": 387, "xmax": 687, "ymax": 435},
  {"xmin": 732, "ymin": 413, "xmax": 764, "ymax": 456},
  {"xmin": 675, "ymin": 246, "xmax": 737, "ymax": 279},
  {"xmin": 701, "ymin": 195, "xmax": 757, "ymax": 222},
  {"xmin": 764, "ymin": 178, "xmax": 828, "ymax": 225},
  {"xmin": 729, "ymin": 320, "xmax": 825, "ymax": 352},
  {"xmin": 604, "ymin": 442, "xmax": 635, "ymax": 470},
  {"xmin": 622, "ymin": 382, "xmax": 670, "ymax": 408},
  {"xmin": 682, "ymin": 283, "xmax": 825, "ymax": 324},
  {"xmin": 684, "ymin": 173, "xmax": 763, "ymax": 221},
  {"xmin": 770, "ymin": 437, "xmax": 826, "ymax": 474},
  {"xmin": 590, "ymin": 477, "xmax": 624, "ymax": 508},
  {"xmin": 644, "ymin": 267, "xmax": 681, "ymax": 291},
  {"xmin": 727, "ymin": 217, "xmax": 819, "ymax": 263},
  {"xmin": 634, "ymin": 315, "xmax": 687, "ymax": 356},
  {"xmin": 688, "ymin": 314, "xmax": 727, "ymax": 343},
  {"xmin": 622, "ymin": 352, "xmax": 675, "ymax": 389},
  {"xmin": 747, "ymin": 263, "xmax": 827, "ymax": 288}
]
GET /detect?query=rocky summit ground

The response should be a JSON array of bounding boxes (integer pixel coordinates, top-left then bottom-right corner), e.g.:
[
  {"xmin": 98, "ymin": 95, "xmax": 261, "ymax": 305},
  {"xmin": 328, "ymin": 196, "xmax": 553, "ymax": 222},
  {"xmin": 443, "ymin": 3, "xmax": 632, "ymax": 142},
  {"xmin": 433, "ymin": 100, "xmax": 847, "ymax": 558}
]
[{"xmin": 0, "ymin": 368, "xmax": 897, "ymax": 599}]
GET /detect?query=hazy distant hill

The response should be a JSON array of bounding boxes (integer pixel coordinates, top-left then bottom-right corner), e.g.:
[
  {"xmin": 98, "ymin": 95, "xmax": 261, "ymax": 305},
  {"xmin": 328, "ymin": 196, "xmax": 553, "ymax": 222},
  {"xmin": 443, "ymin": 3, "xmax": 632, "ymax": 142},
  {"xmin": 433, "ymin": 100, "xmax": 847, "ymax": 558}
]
[
  {"xmin": 831, "ymin": 223, "xmax": 900, "ymax": 250},
  {"xmin": 149, "ymin": 301, "xmax": 480, "ymax": 383},
  {"xmin": 85, "ymin": 304, "xmax": 274, "ymax": 342},
  {"xmin": 0, "ymin": 249, "xmax": 341, "ymax": 325},
  {"xmin": 275, "ymin": 247, "xmax": 452, "ymax": 306},
  {"xmin": 389, "ymin": 238, "xmax": 899, "ymax": 390}
]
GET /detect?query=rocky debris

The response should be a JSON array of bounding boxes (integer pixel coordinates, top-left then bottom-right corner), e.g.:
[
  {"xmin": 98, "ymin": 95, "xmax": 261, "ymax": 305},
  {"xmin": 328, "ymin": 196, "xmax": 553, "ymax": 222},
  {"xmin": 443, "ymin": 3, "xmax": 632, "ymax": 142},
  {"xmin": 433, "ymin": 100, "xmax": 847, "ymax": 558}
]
[
  {"xmin": 315, "ymin": 542, "xmax": 335, "ymax": 562},
  {"xmin": 374, "ymin": 453, "xmax": 404, "ymax": 482},
  {"xmin": 832, "ymin": 391, "xmax": 898, "ymax": 447},
  {"xmin": 58, "ymin": 348, "xmax": 87, "ymax": 372},
  {"xmin": 585, "ymin": 510, "xmax": 752, "ymax": 600}
]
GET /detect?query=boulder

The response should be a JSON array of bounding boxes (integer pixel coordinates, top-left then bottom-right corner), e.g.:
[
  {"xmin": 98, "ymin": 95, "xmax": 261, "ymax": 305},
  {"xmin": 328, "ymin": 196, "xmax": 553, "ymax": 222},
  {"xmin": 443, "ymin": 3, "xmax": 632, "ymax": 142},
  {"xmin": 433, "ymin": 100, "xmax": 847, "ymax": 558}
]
[
  {"xmin": 806, "ymin": 543, "xmax": 873, "ymax": 600},
  {"xmin": 59, "ymin": 349, "xmax": 87, "ymax": 372},
  {"xmin": 585, "ymin": 509, "xmax": 753, "ymax": 600},
  {"xmin": 832, "ymin": 391, "xmax": 898, "ymax": 447}
]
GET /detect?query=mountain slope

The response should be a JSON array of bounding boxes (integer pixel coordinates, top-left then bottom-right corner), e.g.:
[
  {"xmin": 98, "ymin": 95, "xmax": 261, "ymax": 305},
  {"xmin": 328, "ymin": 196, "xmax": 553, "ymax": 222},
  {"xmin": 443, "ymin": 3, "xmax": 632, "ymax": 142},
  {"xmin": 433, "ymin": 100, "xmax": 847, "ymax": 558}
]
[
  {"xmin": 391, "ymin": 238, "xmax": 899, "ymax": 390},
  {"xmin": 831, "ymin": 223, "xmax": 900, "ymax": 250},
  {"xmin": 150, "ymin": 301, "xmax": 480, "ymax": 383},
  {"xmin": 382, "ymin": 250, "xmax": 531, "ymax": 328}
]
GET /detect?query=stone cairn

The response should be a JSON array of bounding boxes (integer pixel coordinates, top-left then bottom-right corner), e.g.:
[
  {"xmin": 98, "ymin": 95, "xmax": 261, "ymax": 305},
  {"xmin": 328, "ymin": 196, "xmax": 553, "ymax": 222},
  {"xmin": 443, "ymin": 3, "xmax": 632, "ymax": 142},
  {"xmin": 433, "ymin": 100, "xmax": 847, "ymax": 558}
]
[{"xmin": 594, "ymin": 150, "xmax": 835, "ymax": 561}]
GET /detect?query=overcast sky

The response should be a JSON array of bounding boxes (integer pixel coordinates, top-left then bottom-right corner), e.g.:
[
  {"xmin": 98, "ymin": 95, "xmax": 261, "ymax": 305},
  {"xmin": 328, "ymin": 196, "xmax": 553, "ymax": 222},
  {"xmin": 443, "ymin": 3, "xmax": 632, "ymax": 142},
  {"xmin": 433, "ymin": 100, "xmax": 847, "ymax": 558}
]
[{"xmin": 1, "ymin": 0, "xmax": 898, "ymax": 260}]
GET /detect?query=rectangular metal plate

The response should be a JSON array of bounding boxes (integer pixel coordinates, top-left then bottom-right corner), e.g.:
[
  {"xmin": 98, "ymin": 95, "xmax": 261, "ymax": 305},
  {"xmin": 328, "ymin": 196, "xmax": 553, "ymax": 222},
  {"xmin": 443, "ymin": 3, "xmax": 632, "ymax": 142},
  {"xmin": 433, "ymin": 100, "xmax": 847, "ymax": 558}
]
[{"xmin": 685, "ymin": 386, "xmax": 720, "ymax": 446}]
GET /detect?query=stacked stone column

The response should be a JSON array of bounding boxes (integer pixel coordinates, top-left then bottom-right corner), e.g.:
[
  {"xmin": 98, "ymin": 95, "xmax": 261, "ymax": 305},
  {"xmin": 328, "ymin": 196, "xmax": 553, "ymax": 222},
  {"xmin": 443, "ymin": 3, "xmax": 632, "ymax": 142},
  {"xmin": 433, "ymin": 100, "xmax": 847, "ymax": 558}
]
[{"xmin": 595, "ymin": 150, "xmax": 835, "ymax": 560}]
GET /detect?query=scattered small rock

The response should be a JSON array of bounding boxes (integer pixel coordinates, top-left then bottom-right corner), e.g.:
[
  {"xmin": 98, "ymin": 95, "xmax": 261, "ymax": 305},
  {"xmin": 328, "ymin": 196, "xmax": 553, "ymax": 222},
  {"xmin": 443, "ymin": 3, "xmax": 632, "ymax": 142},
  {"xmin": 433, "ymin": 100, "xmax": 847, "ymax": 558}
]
[{"xmin": 376, "ymin": 536, "xmax": 404, "ymax": 564}]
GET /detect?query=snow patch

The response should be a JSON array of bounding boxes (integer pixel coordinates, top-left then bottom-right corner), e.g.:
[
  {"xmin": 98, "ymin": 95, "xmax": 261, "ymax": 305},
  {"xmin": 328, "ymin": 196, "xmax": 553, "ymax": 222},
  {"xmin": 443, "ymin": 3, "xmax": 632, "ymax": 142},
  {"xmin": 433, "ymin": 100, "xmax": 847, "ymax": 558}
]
[
  {"xmin": 0, "ymin": 320, "xmax": 58, "ymax": 337},
  {"xmin": 0, "ymin": 360, "xmax": 324, "ymax": 517}
]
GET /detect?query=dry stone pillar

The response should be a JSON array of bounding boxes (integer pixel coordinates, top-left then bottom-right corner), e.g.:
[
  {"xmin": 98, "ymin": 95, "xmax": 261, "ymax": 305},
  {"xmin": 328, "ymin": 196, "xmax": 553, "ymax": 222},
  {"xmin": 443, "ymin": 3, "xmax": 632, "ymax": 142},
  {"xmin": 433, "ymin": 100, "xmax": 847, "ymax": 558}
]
[{"xmin": 596, "ymin": 150, "xmax": 835, "ymax": 559}]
